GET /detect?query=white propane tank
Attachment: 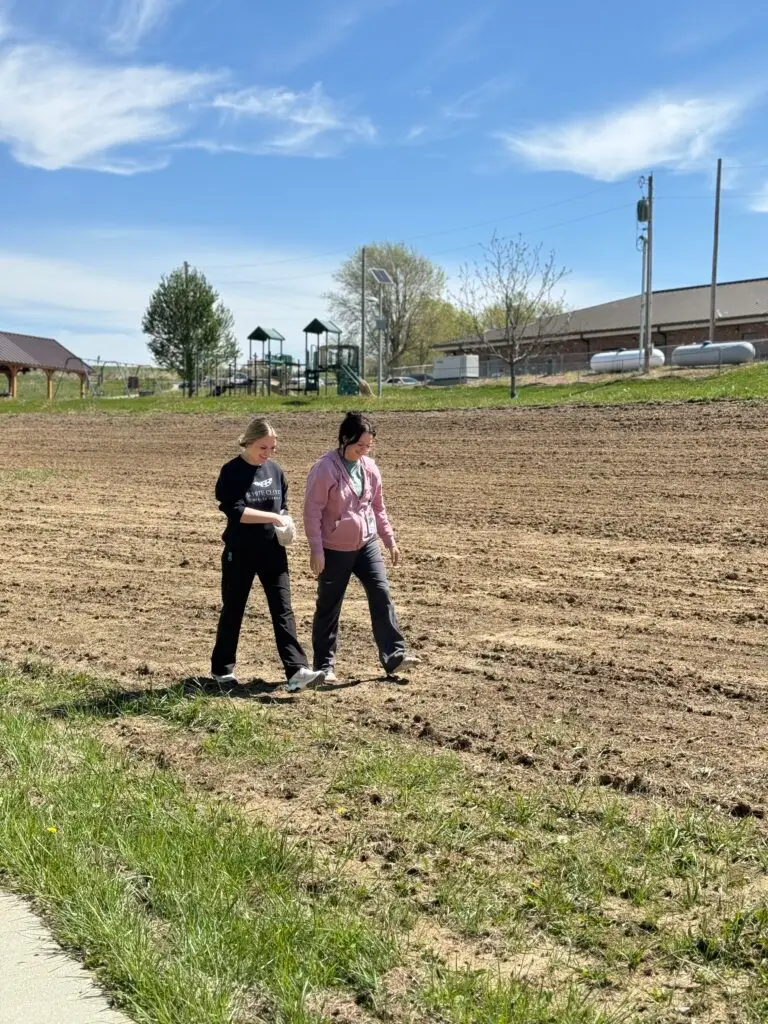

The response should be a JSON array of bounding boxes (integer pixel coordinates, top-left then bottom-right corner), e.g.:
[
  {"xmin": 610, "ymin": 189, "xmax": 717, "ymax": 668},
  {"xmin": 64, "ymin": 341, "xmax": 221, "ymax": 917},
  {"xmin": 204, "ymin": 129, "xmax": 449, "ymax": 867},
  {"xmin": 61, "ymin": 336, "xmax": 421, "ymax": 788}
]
[
  {"xmin": 589, "ymin": 348, "xmax": 665, "ymax": 373},
  {"xmin": 671, "ymin": 341, "xmax": 756, "ymax": 367}
]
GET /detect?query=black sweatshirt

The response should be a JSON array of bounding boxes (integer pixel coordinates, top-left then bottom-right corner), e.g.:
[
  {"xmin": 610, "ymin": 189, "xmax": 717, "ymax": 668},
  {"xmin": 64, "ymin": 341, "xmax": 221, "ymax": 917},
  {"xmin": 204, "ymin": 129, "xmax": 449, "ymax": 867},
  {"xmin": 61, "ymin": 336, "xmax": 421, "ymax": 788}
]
[{"xmin": 215, "ymin": 456, "xmax": 288, "ymax": 548}]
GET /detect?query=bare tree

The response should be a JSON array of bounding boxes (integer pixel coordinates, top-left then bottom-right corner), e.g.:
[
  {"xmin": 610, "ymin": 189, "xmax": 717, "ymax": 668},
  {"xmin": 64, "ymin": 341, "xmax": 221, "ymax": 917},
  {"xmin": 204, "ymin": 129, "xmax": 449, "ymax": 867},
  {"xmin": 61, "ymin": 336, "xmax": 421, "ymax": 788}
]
[{"xmin": 454, "ymin": 234, "xmax": 570, "ymax": 399}]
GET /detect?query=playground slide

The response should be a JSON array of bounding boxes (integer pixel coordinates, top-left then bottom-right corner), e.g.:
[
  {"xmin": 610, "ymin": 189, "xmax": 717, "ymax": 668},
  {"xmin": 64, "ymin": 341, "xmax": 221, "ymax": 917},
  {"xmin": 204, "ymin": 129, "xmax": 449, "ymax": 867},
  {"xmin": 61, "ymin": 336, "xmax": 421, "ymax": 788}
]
[{"xmin": 338, "ymin": 363, "xmax": 367, "ymax": 396}]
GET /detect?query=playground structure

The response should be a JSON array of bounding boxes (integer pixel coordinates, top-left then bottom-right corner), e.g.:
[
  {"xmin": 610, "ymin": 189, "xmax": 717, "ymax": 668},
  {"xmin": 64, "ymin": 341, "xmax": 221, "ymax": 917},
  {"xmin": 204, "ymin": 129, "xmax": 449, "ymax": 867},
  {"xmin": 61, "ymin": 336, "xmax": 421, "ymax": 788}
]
[
  {"xmin": 86, "ymin": 360, "xmax": 177, "ymax": 398},
  {"xmin": 243, "ymin": 327, "xmax": 290, "ymax": 395},
  {"xmin": 303, "ymin": 318, "xmax": 363, "ymax": 396},
  {"xmin": 235, "ymin": 319, "xmax": 366, "ymax": 397},
  {"xmin": 77, "ymin": 321, "xmax": 368, "ymax": 401}
]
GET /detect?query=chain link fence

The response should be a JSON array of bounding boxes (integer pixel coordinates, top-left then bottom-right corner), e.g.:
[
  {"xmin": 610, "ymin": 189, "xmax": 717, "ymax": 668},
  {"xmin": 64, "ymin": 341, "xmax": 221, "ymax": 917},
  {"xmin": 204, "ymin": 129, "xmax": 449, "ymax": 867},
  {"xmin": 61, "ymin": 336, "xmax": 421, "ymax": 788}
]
[{"xmin": 393, "ymin": 338, "xmax": 768, "ymax": 385}]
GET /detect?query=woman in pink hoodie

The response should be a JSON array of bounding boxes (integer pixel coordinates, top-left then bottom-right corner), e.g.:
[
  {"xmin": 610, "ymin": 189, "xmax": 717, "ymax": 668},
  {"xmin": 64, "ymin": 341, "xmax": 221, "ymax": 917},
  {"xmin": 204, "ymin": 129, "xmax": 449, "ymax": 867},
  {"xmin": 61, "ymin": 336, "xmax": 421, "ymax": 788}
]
[{"xmin": 303, "ymin": 412, "xmax": 418, "ymax": 681}]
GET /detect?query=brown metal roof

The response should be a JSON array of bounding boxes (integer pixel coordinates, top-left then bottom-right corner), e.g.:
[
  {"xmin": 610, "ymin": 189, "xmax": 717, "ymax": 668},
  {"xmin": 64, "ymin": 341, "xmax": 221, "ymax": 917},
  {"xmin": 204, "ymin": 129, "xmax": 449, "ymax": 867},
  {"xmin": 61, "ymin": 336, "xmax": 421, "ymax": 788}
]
[
  {"xmin": 0, "ymin": 332, "xmax": 89, "ymax": 374},
  {"xmin": 435, "ymin": 277, "xmax": 768, "ymax": 351},
  {"xmin": 0, "ymin": 333, "xmax": 33, "ymax": 365}
]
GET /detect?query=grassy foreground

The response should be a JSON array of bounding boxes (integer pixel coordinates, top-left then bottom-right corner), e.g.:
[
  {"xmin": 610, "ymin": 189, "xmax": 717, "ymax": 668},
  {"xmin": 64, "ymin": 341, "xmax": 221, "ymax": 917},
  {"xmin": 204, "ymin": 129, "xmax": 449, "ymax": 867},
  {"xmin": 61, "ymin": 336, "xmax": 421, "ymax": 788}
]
[
  {"xmin": 1, "ymin": 661, "xmax": 766, "ymax": 1023},
  {"xmin": 3, "ymin": 362, "xmax": 768, "ymax": 416}
]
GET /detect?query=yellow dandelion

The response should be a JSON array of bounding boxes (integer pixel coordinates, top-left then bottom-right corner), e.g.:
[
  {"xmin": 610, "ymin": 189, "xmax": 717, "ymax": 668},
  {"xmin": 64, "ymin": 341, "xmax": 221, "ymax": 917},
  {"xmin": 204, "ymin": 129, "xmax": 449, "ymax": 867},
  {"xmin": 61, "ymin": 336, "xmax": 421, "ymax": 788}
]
[{"xmin": 47, "ymin": 826, "xmax": 58, "ymax": 834}]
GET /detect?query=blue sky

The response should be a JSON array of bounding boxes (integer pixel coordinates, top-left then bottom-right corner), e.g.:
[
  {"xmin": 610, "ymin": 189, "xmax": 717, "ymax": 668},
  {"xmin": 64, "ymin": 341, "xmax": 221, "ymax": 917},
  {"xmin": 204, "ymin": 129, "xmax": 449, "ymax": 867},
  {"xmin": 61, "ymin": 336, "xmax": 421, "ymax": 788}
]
[{"xmin": 2, "ymin": 0, "xmax": 768, "ymax": 363}]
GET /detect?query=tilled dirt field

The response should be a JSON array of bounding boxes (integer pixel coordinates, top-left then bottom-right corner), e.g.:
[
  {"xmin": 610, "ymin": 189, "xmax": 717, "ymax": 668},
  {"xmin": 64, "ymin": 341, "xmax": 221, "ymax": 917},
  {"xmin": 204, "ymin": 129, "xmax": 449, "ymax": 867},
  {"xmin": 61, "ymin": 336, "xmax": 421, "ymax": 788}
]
[{"xmin": 1, "ymin": 403, "xmax": 767, "ymax": 819}]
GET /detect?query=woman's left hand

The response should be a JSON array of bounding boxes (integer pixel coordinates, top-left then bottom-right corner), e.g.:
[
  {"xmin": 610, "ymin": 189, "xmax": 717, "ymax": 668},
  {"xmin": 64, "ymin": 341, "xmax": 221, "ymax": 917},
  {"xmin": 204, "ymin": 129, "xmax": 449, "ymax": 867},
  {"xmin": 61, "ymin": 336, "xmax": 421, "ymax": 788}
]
[{"xmin": 390, "ymin": 544, "xmax": 401, "ymax": 567}]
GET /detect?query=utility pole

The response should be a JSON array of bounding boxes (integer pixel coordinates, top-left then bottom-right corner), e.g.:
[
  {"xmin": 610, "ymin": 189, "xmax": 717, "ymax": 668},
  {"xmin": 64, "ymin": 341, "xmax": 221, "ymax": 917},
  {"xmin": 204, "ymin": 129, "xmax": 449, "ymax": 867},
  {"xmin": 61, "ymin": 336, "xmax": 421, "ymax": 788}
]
[
  {"xmin": 361, "ymin": 246, "xmax": 367, "ymax": 381},
  {"xmin": 377, "ymin": 285, "xmax": 384, "ymax": 398},
  {"xmin": 368, "ymin": 267, "xmax": 393, "ymax": 397},
  {"xmin": 644, "ymin": 175, "xmax": 654, "ymax": 374},
  {"xmin": 709, "ymin": 157, "xmax": 722, "ymax": 343},
  {"xmin": 183, "ymin": 260, "xmax": 191, "ymax": 397},
  {"xmin": 638, "ymin": 232, "xmax": 648, "ymax": 356},
  {"xmin": 636, "ymin": 181, "xmax": 648, "ymax": 368}
]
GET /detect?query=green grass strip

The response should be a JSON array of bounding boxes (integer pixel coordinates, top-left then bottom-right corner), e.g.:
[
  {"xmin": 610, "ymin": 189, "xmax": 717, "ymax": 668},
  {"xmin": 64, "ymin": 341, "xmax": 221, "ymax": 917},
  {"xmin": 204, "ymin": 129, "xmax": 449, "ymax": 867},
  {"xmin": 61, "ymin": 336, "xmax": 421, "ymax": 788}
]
[
  {"xmin": 4, "ymin": 362, "xmax": 768, "ymax": 415},
  {"xmin": 0, "ymin": 661, "xmax": 624, "ymax": 1024},
  {"xmin": 0, "ymin": 711, "xmax": 397, "ymax": 1023}
]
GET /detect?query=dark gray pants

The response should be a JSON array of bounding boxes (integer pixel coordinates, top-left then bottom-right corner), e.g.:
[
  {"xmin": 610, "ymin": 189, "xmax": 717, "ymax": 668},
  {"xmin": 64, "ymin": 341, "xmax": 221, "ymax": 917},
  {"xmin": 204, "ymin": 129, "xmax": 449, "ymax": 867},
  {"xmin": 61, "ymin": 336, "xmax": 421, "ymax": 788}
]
[{"xmin": 312, "ymin": 540, "xmax": 406, "ymax": 674}]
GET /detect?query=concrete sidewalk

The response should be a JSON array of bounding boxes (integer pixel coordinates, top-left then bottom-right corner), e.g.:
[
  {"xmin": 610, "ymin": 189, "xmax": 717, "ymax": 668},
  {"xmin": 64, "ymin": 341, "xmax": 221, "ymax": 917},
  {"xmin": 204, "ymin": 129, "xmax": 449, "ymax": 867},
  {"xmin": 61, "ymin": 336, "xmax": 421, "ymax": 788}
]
[{"xmin": 0, "ymin": 893, "xmax": 133, "ymax": 1024}]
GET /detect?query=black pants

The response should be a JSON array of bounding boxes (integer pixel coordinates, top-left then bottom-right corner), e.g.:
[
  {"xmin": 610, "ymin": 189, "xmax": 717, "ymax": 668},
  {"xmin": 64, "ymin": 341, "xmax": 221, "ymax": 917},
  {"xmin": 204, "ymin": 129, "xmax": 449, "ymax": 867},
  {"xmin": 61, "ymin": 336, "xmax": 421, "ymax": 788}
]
[
  {"xmin": 211, "ymin": 542, "xmax": 309, "ymax": 679},
  {"xmin": 312, "ymin": 540, "xmax": 406, "ymax": 674}
]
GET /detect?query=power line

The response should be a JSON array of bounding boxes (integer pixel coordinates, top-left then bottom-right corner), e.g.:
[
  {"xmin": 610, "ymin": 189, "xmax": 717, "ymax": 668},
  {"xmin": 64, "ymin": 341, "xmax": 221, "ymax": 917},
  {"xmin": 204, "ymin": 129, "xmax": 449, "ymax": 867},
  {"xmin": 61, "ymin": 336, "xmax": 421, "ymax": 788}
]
[
  {"xmin": 218, "ymin": 201, "xmax": 636, "ymax": 288},
  {"xmin": 654, "ymin": 192, "xmax": 768, "ymax": 199},
  {"xmin": 203, "ymin": 181, "xmax": 624, "ymax": 271}
]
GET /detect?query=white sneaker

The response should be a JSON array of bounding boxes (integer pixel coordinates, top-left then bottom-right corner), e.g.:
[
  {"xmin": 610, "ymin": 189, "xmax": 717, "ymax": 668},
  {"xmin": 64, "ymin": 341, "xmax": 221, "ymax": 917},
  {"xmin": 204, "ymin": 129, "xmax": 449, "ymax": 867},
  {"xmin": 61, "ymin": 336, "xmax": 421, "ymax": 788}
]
[
  {"xmin": 212, "ymin": 672, "xmax": 239, "ymax": 686},
  {"xmin": 286, "ymin": 667, "xmax": 325, "ymax": 693},
  {"xmin": 322, "ymin": 668, "xmax": 338, "ymax": 683},
  {"xmin": 385, "ymin": 653, "xmax": 421, "ymax": 675}
]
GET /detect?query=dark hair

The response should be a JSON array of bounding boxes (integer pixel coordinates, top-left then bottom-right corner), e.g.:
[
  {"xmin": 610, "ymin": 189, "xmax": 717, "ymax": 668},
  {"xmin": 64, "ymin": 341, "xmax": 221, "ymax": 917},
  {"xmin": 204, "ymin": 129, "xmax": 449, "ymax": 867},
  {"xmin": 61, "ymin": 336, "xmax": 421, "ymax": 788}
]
[{"xmin": 338, "ymin": 411, "xmax": 376, "ymax": 452}]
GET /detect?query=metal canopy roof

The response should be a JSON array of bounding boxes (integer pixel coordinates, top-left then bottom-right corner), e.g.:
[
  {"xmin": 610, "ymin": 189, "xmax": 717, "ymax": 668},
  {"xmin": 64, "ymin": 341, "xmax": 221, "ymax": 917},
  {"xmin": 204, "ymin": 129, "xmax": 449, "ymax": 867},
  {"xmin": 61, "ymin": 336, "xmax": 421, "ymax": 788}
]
[
  {"xmin": 248, "ymin": 327, "xmax": 285, "ymax": 342},
  {"xmin": 0, "ymin": 331, "xmax": 89, "ymax": 374},
  {"xmin": 303, "ymin": 318, "xmax": 342, "ymax": 336}
]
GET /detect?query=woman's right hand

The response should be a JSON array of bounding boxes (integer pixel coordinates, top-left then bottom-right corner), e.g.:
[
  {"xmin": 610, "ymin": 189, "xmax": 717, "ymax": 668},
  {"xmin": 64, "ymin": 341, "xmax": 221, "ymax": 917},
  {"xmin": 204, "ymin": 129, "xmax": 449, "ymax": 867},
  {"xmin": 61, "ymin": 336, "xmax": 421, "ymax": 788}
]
[
  {"xmin": 273, "ymin": 513, "xmax": 290, "ymax": 527},
  {"xmin": 310, "ymin": 553, "xmax": 325, "ymax": 577}
]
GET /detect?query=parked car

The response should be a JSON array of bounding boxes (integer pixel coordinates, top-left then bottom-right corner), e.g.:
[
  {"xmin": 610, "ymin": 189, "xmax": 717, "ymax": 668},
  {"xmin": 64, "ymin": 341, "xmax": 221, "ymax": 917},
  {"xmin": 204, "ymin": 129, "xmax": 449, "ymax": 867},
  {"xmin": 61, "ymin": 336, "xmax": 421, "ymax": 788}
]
[
  {"xmin": 214, "ymin": 377, "xmax": 252, "ymax": 396},
  {"xmin": 385, "ymin": 376, "xmax": 420, "ymax": 387}
]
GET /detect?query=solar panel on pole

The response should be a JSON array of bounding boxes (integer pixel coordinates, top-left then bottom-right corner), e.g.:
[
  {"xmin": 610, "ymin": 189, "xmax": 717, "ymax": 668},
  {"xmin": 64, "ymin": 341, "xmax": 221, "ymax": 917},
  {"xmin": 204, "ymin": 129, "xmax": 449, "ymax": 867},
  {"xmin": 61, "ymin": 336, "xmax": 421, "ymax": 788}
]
[{"xmin": 369, "ymin": 269, "xmax": 394, "ymax": 397}]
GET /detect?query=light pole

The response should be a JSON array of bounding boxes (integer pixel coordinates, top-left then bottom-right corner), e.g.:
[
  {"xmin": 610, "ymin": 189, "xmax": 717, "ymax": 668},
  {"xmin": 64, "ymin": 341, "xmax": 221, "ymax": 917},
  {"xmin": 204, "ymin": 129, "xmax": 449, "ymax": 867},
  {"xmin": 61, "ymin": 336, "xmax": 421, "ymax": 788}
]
[{"xmin": 369, "ymin": 268, "xmax": 394, "ymax": 397}]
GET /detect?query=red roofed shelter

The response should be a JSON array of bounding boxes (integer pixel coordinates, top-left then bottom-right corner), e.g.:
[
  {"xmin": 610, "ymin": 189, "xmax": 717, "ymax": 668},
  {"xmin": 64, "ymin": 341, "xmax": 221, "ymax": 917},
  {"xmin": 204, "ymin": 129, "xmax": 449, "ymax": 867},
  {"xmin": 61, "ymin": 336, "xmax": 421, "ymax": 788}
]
[{"xmin": 0, "ymin": 331, "xmax": 89, "ymax": 399}]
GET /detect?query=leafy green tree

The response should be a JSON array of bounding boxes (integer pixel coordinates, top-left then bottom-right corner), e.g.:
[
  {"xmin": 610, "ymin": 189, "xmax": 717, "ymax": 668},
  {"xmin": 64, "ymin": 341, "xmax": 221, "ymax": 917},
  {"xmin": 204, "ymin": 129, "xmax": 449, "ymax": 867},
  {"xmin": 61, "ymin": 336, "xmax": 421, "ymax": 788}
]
[
  {"xmin": 325, "ymin": 243, "xmax": 446, "ymax": 374},
  {"xmin": 142, "ymin": 265, "xmax": 239, "ymax": 390},
  {"xmin": 406, "ymin": 297, "xmax": 474, "ymax": 366}
]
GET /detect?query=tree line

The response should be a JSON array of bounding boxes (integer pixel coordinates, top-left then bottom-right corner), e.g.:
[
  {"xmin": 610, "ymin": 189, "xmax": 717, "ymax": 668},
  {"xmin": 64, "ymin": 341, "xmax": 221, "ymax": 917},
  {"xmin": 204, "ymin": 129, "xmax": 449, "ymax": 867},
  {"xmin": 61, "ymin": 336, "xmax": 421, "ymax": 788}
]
[{"xmin": 142, "ymin": 236, "xmax": 569, "ymax": 399}]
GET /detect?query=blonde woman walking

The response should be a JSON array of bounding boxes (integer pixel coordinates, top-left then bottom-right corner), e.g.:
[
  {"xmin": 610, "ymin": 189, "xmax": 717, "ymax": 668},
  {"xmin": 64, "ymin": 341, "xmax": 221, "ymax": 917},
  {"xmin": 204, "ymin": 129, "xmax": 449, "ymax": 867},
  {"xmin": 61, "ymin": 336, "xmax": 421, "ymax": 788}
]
[{"xmin": 211, "ymin": 418, "xmax": 324, "ymax": 693}]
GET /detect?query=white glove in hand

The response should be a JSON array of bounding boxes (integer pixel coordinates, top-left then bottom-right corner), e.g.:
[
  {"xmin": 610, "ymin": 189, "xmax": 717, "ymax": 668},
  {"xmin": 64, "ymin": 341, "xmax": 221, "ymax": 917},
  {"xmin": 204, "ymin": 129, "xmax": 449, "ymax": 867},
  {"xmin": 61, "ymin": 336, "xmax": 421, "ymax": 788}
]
[{"xmin": 274, "ymin": 512, "xmax": 296, "ymax": 547}]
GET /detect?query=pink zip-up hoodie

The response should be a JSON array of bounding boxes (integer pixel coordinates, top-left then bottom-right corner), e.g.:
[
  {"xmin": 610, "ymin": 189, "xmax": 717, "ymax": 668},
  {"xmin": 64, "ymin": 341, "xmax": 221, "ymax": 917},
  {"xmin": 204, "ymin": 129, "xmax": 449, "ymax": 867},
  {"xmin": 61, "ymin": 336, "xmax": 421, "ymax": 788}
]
[{"xmin": 303, "ymin": 450, "xmax": 396, "ymax": 557}]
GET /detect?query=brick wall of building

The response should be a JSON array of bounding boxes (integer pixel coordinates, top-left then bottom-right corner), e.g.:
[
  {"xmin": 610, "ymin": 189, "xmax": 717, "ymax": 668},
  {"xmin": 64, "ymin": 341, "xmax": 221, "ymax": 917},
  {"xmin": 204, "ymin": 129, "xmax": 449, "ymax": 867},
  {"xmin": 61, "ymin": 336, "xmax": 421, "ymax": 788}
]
[
  {"xmin": 448, "ymin": 322, "xmax": 768, "ymax": 377},
  {"xmin": 543, "ymin": 321, "xmax": 768, "ymax": 357}
]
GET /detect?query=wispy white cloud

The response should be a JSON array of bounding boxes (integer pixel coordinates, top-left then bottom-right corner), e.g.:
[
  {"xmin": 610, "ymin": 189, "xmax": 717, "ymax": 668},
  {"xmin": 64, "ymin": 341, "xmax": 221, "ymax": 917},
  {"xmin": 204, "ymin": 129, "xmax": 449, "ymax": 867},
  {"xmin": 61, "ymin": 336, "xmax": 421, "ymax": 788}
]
[
  {"xmin": 107, "ymin": 0, "xmax": 182, "ymax": 52},
  {"xmin": 0, "ymin": 5, "xmax": 376, "ymax": 172},
  {"xmin": 499, "ymin": 94, "xmax": 747, "ymax": 181},
  {"xmin": 401, "ymin": 10, "xmax": 492, "ymax": 91},
  {"xmin": 440, "ymin": 76, "xmax": 513, "ymax": 121},
  {"xmin": 662, "ymin": 16, "xmax": 753, "ymax": 56},
  {"xmin": 210, "ymin": 82, "xmax": 376, "ymax": 156},
  {"xmin": 0, "ymin": 232, "xmax": 338, "ymax": 363},
  {"xmin": 749, "ymin": 184, "xmax": 768, "ymax": 213},
  {"xmin": 405, "ymin": 125, "xmax": 427, "ymax": 143},
  {"xmin": 277, "ymin": 0, "xmax": 399, "ymax": 71},
  {"xmin": 0, "ymin": 42, "xmax": 217, "ymax": 172},
  {"xmin": 403, "ymin": 75, "xmax": 513, "ymax": 147}
]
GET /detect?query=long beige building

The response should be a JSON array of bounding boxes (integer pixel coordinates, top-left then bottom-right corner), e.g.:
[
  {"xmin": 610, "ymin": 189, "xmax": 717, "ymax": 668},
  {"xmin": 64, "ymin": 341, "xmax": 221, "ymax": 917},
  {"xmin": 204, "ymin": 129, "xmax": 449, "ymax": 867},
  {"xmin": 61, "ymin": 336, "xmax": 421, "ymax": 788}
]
[{"xmin": 433, "ymin": 277, "xmax": 768, "ymax": 372}]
